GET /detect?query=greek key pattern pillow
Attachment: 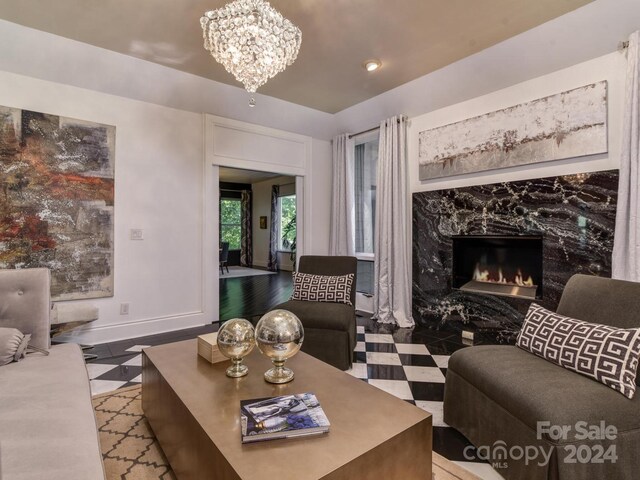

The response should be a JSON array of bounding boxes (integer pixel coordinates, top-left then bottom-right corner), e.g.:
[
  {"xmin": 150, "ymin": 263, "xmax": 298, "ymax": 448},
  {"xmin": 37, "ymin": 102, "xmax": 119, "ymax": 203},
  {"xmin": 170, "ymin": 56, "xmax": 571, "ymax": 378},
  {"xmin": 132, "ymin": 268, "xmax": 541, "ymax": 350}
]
[
  {"xmin": 291, "ymin": 272, "xmax": 354, "ymax": 306},
  {"xmin": 517, "ymin": 303, "xmax": 640, "ymax": 399}
]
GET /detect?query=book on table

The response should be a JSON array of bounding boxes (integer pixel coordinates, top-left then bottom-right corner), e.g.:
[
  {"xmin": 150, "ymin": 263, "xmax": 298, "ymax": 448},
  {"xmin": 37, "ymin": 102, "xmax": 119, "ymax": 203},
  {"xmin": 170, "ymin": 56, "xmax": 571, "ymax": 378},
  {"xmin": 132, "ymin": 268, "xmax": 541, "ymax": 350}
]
[{"xmin": 240, "ymin": 393, "xmax": 330, "ymax": 443}]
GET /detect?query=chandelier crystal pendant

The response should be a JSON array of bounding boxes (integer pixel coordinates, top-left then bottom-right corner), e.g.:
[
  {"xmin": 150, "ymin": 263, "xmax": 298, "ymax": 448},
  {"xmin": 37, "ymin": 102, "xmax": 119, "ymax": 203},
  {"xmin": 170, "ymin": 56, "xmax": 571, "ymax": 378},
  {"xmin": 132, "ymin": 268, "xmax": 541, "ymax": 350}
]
[{"xmin": 201, "ymin": 0, "xmax": 302, "ymax": 106}]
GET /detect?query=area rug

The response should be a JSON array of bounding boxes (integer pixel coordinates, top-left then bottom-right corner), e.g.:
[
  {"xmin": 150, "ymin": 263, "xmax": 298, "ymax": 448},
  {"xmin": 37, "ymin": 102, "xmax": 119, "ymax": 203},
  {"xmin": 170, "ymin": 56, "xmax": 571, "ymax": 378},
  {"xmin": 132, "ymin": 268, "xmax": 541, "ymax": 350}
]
[
  {"xmin": 433, "ymin": 452, "xmax": 482, "ymax": 480},
  {"xmin": 220, "ymin": 266, "xmax": 277, "ymax": 278},
  {"xmin": 93, "ymin": 385, "xmax": 479, "ymax": 480},
  {"xmin": 92, "ymin": 386, "xmax": 175, "ymax": 480}
]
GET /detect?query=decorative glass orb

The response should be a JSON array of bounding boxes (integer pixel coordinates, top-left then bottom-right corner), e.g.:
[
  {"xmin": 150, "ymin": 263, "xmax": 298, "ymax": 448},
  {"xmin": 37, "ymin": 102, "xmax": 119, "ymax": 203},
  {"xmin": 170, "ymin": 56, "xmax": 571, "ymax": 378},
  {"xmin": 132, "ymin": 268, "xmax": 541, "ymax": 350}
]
[
  {"xmin": 255, "ymin": 309, "xmax": 304, "ymax": 384},
  {"xmin": 216, "ymin": 318, "xmax": 255, "ymax": 378}
]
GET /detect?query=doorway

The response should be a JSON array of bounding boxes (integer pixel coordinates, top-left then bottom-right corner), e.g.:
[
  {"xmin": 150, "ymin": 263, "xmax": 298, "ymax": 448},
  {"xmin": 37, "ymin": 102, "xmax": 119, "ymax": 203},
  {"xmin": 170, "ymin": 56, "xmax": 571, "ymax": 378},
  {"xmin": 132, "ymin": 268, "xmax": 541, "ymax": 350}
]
[{"xmin": 218, "ymin": 167, "xmax": 297, "ymax": 320}]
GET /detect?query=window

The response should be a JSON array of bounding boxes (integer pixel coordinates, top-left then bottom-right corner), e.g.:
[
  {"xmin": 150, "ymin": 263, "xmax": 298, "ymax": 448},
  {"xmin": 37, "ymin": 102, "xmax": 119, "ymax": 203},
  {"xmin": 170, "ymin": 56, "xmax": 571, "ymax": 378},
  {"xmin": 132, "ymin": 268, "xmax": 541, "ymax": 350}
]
[
  {"xmin": 353, "ymin": 134, "xmax": 378, "ymax": 295},
  {"xmin": 220, "ymin": 198, "xmax": 241, "ymax": 250},
  {"xmin": 278, "ymin": 194, "xmax": 296, "ymax": 252},
  {"xmin": 354, "ymin": 135, "xmax": 378, "ymax": 256}
]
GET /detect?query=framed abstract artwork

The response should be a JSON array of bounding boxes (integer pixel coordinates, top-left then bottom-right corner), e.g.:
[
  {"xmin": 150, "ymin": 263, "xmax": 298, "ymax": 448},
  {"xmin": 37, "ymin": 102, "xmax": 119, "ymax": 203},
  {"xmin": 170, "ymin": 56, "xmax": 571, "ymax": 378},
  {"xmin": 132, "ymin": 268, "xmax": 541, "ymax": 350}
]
[
  {"xmin": 418, "ymin": 82, "xmax": 608, "ymax": 180},
  {"xmin": 0, "ymin": 105, "xmax": 115, "ymax": 300}
]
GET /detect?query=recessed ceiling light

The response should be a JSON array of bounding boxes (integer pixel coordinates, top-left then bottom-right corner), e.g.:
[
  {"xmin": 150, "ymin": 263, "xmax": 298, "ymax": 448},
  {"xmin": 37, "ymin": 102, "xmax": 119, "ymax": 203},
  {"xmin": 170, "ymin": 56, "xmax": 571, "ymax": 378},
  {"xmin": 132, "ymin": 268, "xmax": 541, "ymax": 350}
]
[{"xmin": 364, "ymin": 60, "xmax": 381, "ymax": 72}]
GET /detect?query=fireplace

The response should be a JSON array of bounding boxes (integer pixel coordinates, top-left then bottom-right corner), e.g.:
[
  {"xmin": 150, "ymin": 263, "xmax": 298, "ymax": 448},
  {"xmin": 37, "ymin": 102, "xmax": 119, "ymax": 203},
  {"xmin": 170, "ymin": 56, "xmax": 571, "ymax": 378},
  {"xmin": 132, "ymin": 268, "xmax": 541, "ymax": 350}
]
[{"xmin": 452, "ymin": 235, "xmax": 543, "ymax": 300}]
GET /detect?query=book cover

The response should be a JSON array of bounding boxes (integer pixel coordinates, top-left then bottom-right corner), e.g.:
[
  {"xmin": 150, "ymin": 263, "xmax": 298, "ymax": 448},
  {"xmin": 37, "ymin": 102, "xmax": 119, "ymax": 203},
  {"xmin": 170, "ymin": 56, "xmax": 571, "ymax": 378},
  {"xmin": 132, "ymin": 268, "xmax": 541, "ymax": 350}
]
[{"xmin": 240, "ymin": 393, "xmax": 330, "ymax": 443}]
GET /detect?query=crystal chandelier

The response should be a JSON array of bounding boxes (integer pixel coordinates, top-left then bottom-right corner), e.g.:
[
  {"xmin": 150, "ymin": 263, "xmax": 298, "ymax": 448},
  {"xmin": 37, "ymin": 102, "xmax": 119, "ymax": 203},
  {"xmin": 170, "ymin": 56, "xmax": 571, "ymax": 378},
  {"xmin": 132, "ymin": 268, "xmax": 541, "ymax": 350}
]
[{"xmin": 201, "ymin": 0, "xmax": 302, "ymax": 106}]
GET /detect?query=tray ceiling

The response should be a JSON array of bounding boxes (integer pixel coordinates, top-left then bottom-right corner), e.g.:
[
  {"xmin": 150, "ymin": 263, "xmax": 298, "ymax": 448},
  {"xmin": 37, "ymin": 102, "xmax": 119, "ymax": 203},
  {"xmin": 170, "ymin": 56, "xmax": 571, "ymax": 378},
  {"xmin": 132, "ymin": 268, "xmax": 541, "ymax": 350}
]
[{"xmin": 0, "ymin": 0, "xmax": 593, "ymax": 113}]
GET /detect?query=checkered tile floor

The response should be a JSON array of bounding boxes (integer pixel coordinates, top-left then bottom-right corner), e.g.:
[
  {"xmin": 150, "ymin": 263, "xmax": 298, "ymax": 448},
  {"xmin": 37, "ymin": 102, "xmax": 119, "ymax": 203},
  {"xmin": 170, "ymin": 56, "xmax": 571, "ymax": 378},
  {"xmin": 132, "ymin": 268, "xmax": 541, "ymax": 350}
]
[
  {"xmin": 86, "ymin": 320, "xmax": 504, "ymax": 480},
  {"xmin": 347, "ymin": 326, "xmax": 448, "ymax": 420},
  {"xmin": 87, "ymin": 344, "xmax": 148, "ymax": 395}
]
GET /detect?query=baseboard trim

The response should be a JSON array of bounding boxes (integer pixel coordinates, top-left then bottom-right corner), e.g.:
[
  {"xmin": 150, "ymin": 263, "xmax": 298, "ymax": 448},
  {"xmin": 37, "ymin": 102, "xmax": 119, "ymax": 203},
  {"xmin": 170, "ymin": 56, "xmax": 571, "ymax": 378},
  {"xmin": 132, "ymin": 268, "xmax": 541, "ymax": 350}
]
[
  {"xmin": 55, "ymin": 311, "xmax": 209, "ymax": 345},
  {"xmin": 356, "ymin": 292, "xmax": 374, "ymax": 314}
]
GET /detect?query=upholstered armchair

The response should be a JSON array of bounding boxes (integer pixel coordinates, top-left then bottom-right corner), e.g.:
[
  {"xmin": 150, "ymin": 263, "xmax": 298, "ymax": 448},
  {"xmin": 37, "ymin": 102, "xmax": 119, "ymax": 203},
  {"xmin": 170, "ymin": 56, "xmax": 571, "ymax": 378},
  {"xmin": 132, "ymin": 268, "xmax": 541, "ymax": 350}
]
[
  {"xmin": 443, "ymin": 275, "xmax": 640, "ymax": 480},
  {"xmin": 270, "ymin": 255, "xmax": 357, "ymax": 370}
]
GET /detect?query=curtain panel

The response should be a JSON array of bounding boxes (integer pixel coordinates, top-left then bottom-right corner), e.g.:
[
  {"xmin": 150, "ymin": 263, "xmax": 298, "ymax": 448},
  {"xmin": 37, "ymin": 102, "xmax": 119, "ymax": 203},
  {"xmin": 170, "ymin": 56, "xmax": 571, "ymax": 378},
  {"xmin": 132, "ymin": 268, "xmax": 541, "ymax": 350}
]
[
  {"xmin": 329, "ymin": 133, "xmax": 356, "ymax": 256},
  {"xmin": 354, "ymin": 143, "xmax": 365, "ymax": 252},
  {"xmin": 613, "ymin": 30, "xmax": 640, "ymax": 281},
  {"xmin": 240, "ymin": 190, "xmax": 253, "ymax": 267},
  {"xmin": 373, "ymin": 115, "xmax": 414, "ymax": 328},
  {"xmin": 267, "ymin": 184, "xmax": 280, "ymax": 271}
]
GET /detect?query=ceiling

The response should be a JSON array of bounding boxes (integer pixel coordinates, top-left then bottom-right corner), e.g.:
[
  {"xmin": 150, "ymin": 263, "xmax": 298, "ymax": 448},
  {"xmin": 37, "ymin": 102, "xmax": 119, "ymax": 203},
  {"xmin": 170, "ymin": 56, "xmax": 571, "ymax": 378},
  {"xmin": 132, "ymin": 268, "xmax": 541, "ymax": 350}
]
[{"xmin": 0, "ymin": 0, "xmax": 593, "ymax": 113}]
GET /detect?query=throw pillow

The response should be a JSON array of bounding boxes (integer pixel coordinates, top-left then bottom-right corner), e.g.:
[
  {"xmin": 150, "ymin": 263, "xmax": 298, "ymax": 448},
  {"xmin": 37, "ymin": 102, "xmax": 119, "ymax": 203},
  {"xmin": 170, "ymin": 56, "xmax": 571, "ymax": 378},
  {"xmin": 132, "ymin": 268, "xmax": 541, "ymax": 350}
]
[
  {"xmin": 517, "ymin": 303, "xmax": 640, "ymax": 399},
  {"xmin": 0, "ymin": 327, "xmax": 31, "ymax": 366},
  {"xmin": 291, "ymin": 272, "xmax": 354, "ymax": 306}
]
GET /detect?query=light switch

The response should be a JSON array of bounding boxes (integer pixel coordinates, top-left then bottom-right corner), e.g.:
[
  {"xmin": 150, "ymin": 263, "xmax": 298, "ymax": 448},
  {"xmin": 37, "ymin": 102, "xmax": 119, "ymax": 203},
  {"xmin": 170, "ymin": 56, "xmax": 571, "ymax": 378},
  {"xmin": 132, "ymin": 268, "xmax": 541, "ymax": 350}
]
[{"xmin": 130, "ymin": 229, "xmax": 144, "ymax": 240}]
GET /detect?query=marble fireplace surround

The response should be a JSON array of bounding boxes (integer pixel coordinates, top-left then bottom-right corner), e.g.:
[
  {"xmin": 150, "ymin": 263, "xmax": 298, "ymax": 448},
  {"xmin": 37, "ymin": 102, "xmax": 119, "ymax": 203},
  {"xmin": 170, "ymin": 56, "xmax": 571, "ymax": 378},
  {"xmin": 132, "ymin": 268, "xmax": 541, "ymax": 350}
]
[{"xmin": 412, "ymin": 170, "xmax": 619, "ymax": 339}]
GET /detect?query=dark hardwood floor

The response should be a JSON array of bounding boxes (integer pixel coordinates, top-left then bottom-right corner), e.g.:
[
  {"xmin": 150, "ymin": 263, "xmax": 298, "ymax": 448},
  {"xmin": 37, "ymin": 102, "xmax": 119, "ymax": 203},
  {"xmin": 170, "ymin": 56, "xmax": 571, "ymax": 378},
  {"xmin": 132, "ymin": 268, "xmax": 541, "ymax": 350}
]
[{"xmin": 219, "ymin": 270, "xmax": 293, "ymax": 321}]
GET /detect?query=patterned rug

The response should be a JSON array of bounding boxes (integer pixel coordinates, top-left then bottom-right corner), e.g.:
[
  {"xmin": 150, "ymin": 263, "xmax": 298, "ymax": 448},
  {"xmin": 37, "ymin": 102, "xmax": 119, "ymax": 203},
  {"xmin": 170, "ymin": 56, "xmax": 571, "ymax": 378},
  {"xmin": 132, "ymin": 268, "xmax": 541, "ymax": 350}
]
[
  {"xmin": 92, "ymin": 385, "xmax": 479, "ymax": 480},
  {"xmin": 92, "ymin": 386, "xmax": 175, "ymax": 480},
  {"xmin": 220, "ymin": 266, "xmax": 276, "ymax": 278}
]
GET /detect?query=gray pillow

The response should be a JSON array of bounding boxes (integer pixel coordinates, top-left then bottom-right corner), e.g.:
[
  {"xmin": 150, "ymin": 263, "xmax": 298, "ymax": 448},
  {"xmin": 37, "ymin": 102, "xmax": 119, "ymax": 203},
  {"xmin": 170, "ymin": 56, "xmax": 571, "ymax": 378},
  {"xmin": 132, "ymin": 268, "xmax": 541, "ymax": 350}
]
[{"xmin": 0, "ymin": 327, "xmax": 31, "ymax": 366}]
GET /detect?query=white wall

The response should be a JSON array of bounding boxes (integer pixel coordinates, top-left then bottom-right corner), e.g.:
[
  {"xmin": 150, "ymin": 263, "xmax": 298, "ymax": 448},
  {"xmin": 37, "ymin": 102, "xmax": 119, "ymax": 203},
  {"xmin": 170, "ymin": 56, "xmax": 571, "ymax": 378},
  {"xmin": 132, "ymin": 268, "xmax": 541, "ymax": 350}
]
[
  {"xmin": 0, "ymin": 72, "xmax": 334, "ymax": 342},
  {"xmin": 409, "ymin": 51, "xmax": 626, "ymax": 193},
  {"xmin": 252, "ymin": 175, "xmax": 296, "ymax": 271},
  {"xmin": 0, "ymin": 70, "xmax": 207, "ymax": 344},
  {"xmin": 309, "ymin": 139, "xmax": 332, "ymax": 256}
]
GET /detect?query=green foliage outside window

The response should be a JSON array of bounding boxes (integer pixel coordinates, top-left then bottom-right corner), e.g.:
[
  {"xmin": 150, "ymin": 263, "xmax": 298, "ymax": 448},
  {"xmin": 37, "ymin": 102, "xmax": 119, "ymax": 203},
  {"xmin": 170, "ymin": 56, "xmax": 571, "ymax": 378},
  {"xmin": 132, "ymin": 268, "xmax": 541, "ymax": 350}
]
[
  {"xmin": 220, "ymin": 198, "xmax": 241, "ymax": 250},
  {"xmin": 280, "ymin": 195, "xmax": 296, "ymax": 252}
]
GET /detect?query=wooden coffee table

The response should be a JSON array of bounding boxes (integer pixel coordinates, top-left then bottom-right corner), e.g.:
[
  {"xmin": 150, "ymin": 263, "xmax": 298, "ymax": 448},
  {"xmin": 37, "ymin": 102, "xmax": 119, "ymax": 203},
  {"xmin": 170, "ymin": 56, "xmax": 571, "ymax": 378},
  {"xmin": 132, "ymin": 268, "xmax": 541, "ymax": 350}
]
[{"xmin": 142, "ymin": 339, "xmax": 432, "ymax": 480}]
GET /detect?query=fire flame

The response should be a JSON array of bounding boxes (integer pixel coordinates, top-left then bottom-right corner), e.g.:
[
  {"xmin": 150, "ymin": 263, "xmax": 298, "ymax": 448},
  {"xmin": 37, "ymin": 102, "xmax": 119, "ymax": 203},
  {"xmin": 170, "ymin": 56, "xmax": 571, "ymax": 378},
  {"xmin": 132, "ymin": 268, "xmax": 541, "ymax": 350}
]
[{"xmin": 472, "ymin": 264, "xmax": 534, "ymax": 287}]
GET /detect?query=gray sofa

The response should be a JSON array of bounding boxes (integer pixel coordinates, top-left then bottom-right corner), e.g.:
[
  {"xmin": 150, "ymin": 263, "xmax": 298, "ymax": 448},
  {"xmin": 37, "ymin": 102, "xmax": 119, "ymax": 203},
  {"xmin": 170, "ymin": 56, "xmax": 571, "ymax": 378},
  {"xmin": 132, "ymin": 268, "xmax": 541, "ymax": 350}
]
[
  {"xmin": 0, "ymin": 268, "xmax": 105, "ymax": 480},
  {"xmin": 443, "ymin": 274, "xmax": 640, "ymax": 480}
]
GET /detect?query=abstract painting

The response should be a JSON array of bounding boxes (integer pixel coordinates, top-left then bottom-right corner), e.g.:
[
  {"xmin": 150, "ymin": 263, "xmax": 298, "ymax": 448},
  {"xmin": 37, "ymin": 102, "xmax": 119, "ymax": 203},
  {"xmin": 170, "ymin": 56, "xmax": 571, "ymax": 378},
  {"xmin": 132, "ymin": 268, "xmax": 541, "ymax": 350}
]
[
  {"xmin": 0, "ymin": 106, "xmax": 115, "ymax": 300},
  {"xmin": 418, "ymin": 81, "xmax": 608, "ymax": 180}
]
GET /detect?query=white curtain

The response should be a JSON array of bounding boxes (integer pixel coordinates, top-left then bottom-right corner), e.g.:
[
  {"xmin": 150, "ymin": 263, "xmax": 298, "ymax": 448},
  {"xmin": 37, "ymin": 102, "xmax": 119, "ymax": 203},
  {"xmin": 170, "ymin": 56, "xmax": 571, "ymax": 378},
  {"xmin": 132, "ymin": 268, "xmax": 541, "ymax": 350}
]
[
  {"xmin": 329, "ymin": 133, "xmax": 355, "ymax": 256},
  {"xmin": 373, "ymin": 115, "xmax": 414, "ymax": 327},
  {"xmin": 613, "ymin": 31, "xmax": 640, "ymax": 281},
  {"xmin": 267, "ymin": 184, "xmax": 279, "ymax": 272}
]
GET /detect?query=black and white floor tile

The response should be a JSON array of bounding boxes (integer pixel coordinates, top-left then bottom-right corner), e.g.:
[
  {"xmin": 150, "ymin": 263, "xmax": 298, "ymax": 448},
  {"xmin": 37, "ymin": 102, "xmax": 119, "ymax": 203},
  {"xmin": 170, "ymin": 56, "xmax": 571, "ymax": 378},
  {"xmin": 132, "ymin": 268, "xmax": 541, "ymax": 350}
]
[
  {"xmin": 85, "ymin": 318, "xmax": 503, "ymax": 479},
  {"xmin": 345, "ymin": 323, "xmax": 504, "ymax": 480},
  {"xmin": 86, "ymin": 323, "xmax": 218, "ymax": 395},
  {"xmin": 86, "ymin": 346, "xmax": 146, "ymax": 395}
]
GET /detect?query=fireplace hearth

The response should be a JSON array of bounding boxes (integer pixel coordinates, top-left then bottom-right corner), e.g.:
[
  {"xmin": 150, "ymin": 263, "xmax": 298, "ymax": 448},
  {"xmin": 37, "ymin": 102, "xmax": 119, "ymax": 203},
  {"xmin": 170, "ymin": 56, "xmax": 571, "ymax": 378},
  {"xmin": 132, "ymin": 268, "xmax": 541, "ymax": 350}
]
[
  {"xmin": 412, "ymin": 170, "xmax": 618, "ymax": 335},
  {"xmin": 452, "ymin": 235, "xmax": 543, "ymax": 300}
]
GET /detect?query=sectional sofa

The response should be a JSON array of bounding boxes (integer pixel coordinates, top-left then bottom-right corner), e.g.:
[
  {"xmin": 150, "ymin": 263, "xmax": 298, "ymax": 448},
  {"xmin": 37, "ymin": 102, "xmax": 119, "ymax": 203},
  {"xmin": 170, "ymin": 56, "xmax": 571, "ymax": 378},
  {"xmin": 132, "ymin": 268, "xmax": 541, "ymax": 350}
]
[{"xmin": 0, "ymin": 268, "xmax": 105, "ymax": 480}]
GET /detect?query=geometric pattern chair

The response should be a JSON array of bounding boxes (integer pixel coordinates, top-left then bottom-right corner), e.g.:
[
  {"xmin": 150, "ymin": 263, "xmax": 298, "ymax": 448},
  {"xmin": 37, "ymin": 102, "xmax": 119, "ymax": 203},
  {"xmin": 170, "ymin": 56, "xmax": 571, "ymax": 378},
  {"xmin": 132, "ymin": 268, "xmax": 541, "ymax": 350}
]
[{"xmin": 270, "ymin": 255, "xmax": 357, "ymax": 370}]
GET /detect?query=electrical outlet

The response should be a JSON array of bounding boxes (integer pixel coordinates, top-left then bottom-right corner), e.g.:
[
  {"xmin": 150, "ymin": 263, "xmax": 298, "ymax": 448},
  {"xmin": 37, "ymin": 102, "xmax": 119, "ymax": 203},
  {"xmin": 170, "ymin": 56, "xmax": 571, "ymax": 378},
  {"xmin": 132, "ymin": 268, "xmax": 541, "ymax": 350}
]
[
  {"xmin": 130, "ymin": 229, "xmax": 144, "ymax": 240},
  {"xmin": 120, "ymin": 303, "xmax": 130, "ymax": 315}
]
